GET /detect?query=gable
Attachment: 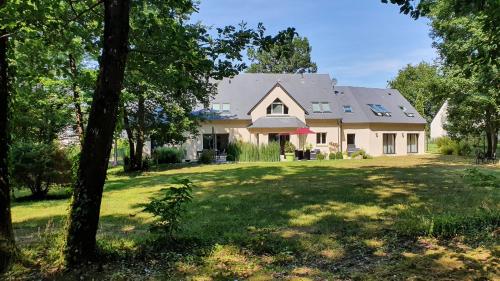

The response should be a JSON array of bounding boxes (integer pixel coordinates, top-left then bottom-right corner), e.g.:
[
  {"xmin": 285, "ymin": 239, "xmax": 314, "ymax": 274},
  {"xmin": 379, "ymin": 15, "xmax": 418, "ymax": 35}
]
[{"xmin": 248, "ymin": 83, "xmax": 307, "ymax": 122}]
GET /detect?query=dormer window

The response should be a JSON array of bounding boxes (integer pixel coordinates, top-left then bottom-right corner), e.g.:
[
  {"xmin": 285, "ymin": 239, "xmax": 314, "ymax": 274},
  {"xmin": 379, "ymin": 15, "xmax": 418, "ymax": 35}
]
[
  {"xmin": 212, "ymin": 103, "xmax": 221, "ymax": 112},
  {"xmin": 267, "ymin": 98, "xmax": 288, "ymax": 115},
  {"xmin": 343, "ymin": 105, "xmax": 353, "ymax": 113},
  {"xmin": 312, "ymin": 102, "xmax": 332, "ymax": 113}
]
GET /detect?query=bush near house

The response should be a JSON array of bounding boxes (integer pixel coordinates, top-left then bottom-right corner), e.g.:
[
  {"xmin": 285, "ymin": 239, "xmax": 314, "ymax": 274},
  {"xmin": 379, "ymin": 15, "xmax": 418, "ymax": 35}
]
[
  {"xmin": 198, "ymin": 150, "xmax": 215, "ymax": 164},
  {"xmin": 351, "ymin": 149, "xmax": 372, "ymax": 159},
  {"xmin": 227, "ymin": 141, "xmax": 280, "ymax": 162},
  {"xmin": 435, "ymin": 136, "xmax": 471, "ymax": 156},
  {"xmin": 9, "ymin": 142, "xmax": 72, "ymax": 199},
  {"xmin": 153, "ymin": 147, "xmax": 186, "ymax": 164},
  {"xmin": 328, "ymin": 151, "xmax": 344, "ymax": 160}
]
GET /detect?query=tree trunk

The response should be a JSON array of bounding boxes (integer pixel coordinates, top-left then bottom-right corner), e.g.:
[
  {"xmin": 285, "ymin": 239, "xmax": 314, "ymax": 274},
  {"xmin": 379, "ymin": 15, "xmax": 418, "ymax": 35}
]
[
  {"xmin": 133, "ymin": 93, "xmax": 145, "ymax": 169},
  {"xmin": 0, "ymin": 22, "xmax": 15, "ymax": 273},
  {"xmin": 69, "ymin": 54, "xmax": 85, "ymax": 145},
  {"xmin": 65, "ymin": 0, "xmax": 130, "ymax": 266},
  {"xmin": 123, "ymin": 106, "xmax": 136, "ymax": 169}
]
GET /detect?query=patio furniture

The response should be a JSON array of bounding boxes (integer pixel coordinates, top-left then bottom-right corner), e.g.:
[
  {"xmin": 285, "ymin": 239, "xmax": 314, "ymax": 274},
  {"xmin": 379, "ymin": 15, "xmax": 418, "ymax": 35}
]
[{"xmin": 310, "ymin": 149, "xmax": 320, "ymax": 160}]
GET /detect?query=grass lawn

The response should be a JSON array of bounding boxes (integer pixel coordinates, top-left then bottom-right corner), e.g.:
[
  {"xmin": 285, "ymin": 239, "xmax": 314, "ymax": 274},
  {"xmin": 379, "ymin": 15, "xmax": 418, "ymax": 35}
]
[{"xmin": 5, "ymin": 155, "xmax": 500, "ymax": 280}]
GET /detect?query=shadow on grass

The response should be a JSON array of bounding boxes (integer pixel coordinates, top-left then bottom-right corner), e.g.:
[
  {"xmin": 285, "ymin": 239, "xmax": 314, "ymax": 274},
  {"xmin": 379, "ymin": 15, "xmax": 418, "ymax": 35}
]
[{"xmin": 9, "ymin": 156, "xmax": 499, "ymax": 280}]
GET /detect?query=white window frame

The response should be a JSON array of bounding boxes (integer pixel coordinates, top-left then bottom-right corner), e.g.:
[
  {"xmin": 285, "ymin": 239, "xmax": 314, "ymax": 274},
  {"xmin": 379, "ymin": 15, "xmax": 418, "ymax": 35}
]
[
  {"xmin": 407, "ymin": 133, "xmax": 418, "ymax": 153},
  {"xmin": 316, "ymin": 132, "xmax": 327, "ymax": 145}
]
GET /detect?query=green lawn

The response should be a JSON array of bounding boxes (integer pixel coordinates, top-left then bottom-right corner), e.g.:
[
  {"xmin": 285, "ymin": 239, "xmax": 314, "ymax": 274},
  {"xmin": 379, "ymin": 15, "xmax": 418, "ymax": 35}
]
[{"xmin": 6, "ymin": 155, "xmax": 500, "ymax": 280}]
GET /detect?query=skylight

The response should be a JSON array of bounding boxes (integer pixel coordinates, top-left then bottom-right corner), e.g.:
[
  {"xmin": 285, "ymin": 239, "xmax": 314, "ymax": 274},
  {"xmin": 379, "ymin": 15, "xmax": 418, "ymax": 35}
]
[
  {"xmin": 399, "ymin": 105, "xmax": 407, "ymax": 111},
  {"xmin": 312, "ymin": 102, "xmax": 331, "ymax": 113},
  {"xmin": 405, "ymin": 112, "xmax": 415, "ymax": 117},
  {"xmin": 343, "ymin": 105, "xmax": 353, "ymax": 113},
  {"xmin": 368, "ymin": 104, "xmax": 391, "ymax": 117}
]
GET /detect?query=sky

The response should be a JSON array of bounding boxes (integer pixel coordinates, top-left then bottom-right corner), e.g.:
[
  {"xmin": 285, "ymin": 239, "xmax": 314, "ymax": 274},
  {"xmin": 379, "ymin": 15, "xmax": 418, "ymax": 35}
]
[{"xmin": 190, "ymin": 0, "xmax": 438, "ymax": 88}]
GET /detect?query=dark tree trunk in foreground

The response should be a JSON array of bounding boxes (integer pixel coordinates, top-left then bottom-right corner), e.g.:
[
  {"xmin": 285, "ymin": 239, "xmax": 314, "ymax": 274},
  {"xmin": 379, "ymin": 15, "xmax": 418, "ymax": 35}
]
[
  {"xmin": 65, "ymin": 0, "xmax": 130, "ymax": 265},
  {"xmin": 0, "ymin": 19, "xmax": 15, "ymax": 273},
  {"xmin": 69, "ymin": 54, "xmax": 85, "ymax": 145}
]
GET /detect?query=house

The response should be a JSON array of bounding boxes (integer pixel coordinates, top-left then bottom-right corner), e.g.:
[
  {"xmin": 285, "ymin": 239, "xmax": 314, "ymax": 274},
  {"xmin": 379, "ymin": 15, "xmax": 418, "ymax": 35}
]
[
  {"xmin": 184, "ymin": 73, "xmax": 426, "ymax": 160},
  {"xmin": 430, "ymin": 100, "xmax": 448, "ymax": 140}
]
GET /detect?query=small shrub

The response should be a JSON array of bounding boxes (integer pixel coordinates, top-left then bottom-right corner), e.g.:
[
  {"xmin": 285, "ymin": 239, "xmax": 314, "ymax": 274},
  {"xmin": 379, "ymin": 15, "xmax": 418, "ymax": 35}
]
[
  {"xmin": 142, "ymin": 178, "xmax": 193, "ymax": 238},
  {"xmin": 284, "ymin": 141, "xmax": 296, "ymax": 153},
  {"xmin": 10, "ymin": 142, "xmax": 72, "ymax": 199},
  {"xmin": 154, "ymin": 147, "xmax": 185, "ymax": 164},
  {"xmin": 436, "ymin": 137, "xmax": 471, "ymax": 156},
  {"xmin": 328, "ymin": 152, "xmax": 336, "ymax": 160},
  {"xmin": 317, "ymin": 152, "xmax": 325, "ymax": 160},
  {"xmin": 199, "ymin": 149, "xmax": 215, "ymax": 164},
  {"xmin": 351, "ymin": 149, "xmax": 371, "ymax": 159},
  {"xmin": 336, "ymin": 151, "xmax": 343, "ymax": 159}
]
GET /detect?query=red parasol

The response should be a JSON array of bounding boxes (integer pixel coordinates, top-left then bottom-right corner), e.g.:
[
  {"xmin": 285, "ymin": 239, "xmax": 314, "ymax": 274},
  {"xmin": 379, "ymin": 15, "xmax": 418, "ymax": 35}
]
[{"xmin": 290, "ymin": 127, "xmax": 316, "ymax": 135}]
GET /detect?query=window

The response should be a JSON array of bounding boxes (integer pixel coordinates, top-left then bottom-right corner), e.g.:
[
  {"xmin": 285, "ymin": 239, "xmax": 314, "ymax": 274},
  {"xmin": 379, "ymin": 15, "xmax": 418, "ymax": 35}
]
[
  {"xmin": 312, "ymin": 102, "xmax": 331, "ymax": 113},
  {"xmin": 407, "ymin": 133, "xmax": 418, "ymax": 153},
  {"xmin": 383, "ymin": 134, "xmax": 396, "ymax": 154},
  {"xmin": 404, "ymin": 112, "xmax": 415, "ymax": 117},
  {"xmin": 321, "ymin": 102, "xmax": 331, "ymax": 112},
  {"xmin": 222, "ymin": 103, "xmax": 230, "ymax": 112},
  {"xmin": 343, "ymin": 105, "xmax": 353, "ymax": 113},
  {"xmin": 202, "ymin": 134, "xmax": 229, "ymax": 152},
  {"xmin": 312, "ymin": 102, "xmax": 321, "ymax": 113},
  {"xmin": 368, "ymin": 104, "xmax": 391, "ymax": 117},
  {"xmin": 316, "ymin": 132, "xmax": 327, "ymax": 144},
  {"xmin": 212, "ymin": 103, "xmax": 221, "ymax": 111},
  {"xmin": 347, "ymin": 134, "xmax": 355, "ymax": 145},
  {"xmin": 267, "ymin": 98, "xmax": 288, "ymax": 115}
]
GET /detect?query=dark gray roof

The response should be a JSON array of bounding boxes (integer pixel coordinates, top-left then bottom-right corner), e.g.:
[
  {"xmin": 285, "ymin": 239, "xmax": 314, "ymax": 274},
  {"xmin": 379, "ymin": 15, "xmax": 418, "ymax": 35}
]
[
  {"xmin": 248, "ymin": 116, "xmax": 306, "ymax": 129},
  {"xmin": 207, "ymin": 73, "xmax": 341, "ymax": 120},
  {"xmin": 200, "ymin": 73, "xmax": 426, "ymax": 125},
  {"xmin": 332, "ymin": 86, "xmax": 426, "ymax": 124}
]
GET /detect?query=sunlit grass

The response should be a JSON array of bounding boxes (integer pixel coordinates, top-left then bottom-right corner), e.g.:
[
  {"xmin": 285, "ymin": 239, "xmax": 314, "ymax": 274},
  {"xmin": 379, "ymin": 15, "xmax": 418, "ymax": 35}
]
[{"xmin": 7, "ymin": 154, "xmax": 500, "ymax": 280}]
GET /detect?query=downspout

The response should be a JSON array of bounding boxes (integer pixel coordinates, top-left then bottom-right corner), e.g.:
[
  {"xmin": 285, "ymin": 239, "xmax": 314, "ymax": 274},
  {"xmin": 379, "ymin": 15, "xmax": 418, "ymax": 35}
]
[{"xmin": 338, "ymin": 119, "xmax": 343, "ymax": 153}]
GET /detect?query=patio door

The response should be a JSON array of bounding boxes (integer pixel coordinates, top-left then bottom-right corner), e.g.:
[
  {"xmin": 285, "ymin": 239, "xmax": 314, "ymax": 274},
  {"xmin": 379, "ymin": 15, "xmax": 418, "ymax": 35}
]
[
  {"xmin": 269, "ymin": 133, "xmax": 290, "ymax": 155},
  {"xmin": 383, "ymin": 133, "xmax": 396, "ymax": 154}
]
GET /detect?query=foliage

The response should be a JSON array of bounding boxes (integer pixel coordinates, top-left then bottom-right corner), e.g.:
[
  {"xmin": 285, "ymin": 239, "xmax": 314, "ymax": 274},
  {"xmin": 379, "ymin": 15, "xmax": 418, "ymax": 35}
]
[
  {"xmin": 328, "ymin": 151, "xmax": 344, "ymax": 160},
  {"xmin": 198, "ymin": 150, "xmax": 215, "ymax": 164},
  {"xmin": 351, "ymin": 149, "xmax": 371, "ymax": 159},
  {"xmin": 9, "ymin": 142, "xmax": 72, "ymax": 198},
  {"xmin": 388, "ymin": 62, "xmax": 448, "ymax": 124},
  {"xmin": 142, "ymin": 178, "xmax": 193, "ymax": 238},
  {"xmin": 227, "ymin": 141, "xmax": 280, "ymax": 162},
  {"xmin": 435, "ymin": 137, "xmax": 471, "ymax": 156},
  {"xmin": 316, "ymin": 152, "xmax": 325, "ymax": 160},
  {"xmin": 284, "ymin": 141, "xmax": 296, "ymax": 153},
  {"xmin": 247, "ymin": 32, "xmax": 317, "ymax": 73},
  {"xmin": 153, "ymin": 147, "xmax": 186, "ymax": 164},
  {"xmin": 463, "ymin": 168, "xmax": 498, "ymax": 188},
  {"xmin": 395, "ymin": 208, "xmax": 499, "ymax": 238}
]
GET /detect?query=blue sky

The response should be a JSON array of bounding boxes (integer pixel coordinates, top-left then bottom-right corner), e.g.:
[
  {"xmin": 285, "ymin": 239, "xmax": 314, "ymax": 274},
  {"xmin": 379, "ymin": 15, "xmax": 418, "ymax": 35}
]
[{"xmin": 190, "ymin": 0, "xmax": 437, "ymax": 88}]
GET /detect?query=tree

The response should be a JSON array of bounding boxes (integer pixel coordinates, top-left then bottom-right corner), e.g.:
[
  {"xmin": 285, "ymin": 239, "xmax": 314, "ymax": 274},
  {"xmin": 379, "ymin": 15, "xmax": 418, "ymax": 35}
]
[
  {"xmin": 64, "ymin": 0, "xmax": 132, "ymax": 265},
  {"xmin": 247, "ymin": 32, "xmax": 317, "ymax": 73},
  {"xmin": 0, "ymin": 0, "xmax": 16, "ymax": 273},
  {"xmin": 388, "ymin": 62, "xmax": 448, "ymax": 124},
  {"xmin": 387, "ymin": 0, "xmax": 499, "ymax": 157}
]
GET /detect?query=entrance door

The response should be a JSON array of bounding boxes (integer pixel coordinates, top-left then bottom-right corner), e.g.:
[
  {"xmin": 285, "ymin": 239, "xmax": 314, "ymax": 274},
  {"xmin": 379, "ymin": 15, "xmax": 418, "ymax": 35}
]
[{"xmin": 269, "ymin": 133, "xmax": 290, "ymax": 155}]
